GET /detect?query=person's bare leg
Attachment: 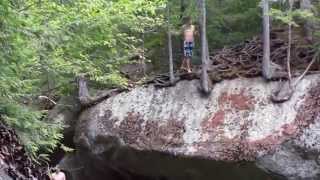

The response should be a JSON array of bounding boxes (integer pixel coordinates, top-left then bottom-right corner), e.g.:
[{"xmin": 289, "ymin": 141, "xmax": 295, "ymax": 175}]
[
  {"xmin": 180, "ymin": 57, "xmax": 187, "ymax": 71},
  {"xmin": 186, "ymin": 58, "xmax": 192, "ymax": 73},
  {"xmin": 180, "ymin": 59, "xmax": 183, "ymax": 71}
]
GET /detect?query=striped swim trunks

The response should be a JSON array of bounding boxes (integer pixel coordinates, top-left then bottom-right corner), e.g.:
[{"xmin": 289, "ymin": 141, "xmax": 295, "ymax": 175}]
[{"xmin": 184, "ymin": 41, "xmax": 194, "ymax": 57}]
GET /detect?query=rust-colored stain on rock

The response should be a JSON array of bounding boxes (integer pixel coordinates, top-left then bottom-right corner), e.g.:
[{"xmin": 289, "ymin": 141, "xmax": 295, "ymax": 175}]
[
  {"xmin": 119, "ymin": 112, "xmax": 144, "ymax": 147},
  {"xmin": 281, "ymin": 124, "xmax": 298, "ymax": 136},
  {"xmin": 142, "ymin": 119, "xmax": 185, "ymax": 150},
  {"xmin": 203, "ymin": 110, "xmax": 225, "ymax": 129},
  {"xmin": 196, "ymin": 83, "xmax": 320, "ymax": 161},
  {"xmin": 219, "ymin": 91, "xmax": 255, "ymax": 110},
  {"xmin": 202, "ymin": 90, "xmax": 255, "ymax": 130},
  {"xmin": 117, "ymin": 113, "xmax": 185, "ymax": 150},
  {"xmin": 88, "ymin": 81, "xmax": 320, "ymax": 162}
]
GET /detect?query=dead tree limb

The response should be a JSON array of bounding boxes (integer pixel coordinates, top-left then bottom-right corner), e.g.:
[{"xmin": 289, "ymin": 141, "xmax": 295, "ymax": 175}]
[
  {"xmin": 294, "ymin": 51, "xmax": 319, "ymax": 84},
  {"xmin": 272, "ymin": 52, "xmax": 319, "ymax": 103},
  {"xmin": 77, "ymin": 74, "xmax": 124, "ymax": 107}
]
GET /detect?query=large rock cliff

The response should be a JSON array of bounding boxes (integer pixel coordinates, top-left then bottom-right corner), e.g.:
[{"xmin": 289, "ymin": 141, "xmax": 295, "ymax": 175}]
[{"xmin": 68, "ymin": 75, "xmax": 320, "ymax": 180}]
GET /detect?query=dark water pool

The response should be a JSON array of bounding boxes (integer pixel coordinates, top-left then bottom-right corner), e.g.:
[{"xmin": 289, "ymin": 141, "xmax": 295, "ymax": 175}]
[
  {"xmin": 55, "ymin": 147, "xmax": 285, "ymax": 180},
  {"xmin": 128, "ymin": 152, "xmax": 284, "ymax": 180},
  {"xmin": 92, "ymin": 150, "xmax": 286, "ymax": 180}
]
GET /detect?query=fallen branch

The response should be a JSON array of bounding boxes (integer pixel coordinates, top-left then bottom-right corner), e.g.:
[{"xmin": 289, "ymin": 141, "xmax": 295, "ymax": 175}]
[{"xmin": 293, "ymin": 51, "xmax": 319, "ymax": 86}]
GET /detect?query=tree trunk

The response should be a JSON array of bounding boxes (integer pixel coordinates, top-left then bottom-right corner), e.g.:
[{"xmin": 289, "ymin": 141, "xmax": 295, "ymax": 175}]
[
  {"xmin": 180, "ymin": 0, "xmax": 186, "ymax": 58},
  {"xmin": 287, "ymin": 0, "xmax": 294, "ymax": 83},
  {"xmin": 140, "ymin": 28, "xmax": 146, "ymax": 76},
  {"xmin": 167, "ymin": 3, "xmax": 175, "ymax": 84},
  {"xmin": 199, "ymin": 0, "xmax": 210, "ymax": 94},
  {"xmin": 262, "ymin": 0, "xmax": 272, "ymax": 80}
]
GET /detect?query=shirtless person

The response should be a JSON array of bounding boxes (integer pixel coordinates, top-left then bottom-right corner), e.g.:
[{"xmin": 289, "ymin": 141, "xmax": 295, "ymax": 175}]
[{"xmin": 181, "ymin": 17, "xmax": 196, "ymax": 73}]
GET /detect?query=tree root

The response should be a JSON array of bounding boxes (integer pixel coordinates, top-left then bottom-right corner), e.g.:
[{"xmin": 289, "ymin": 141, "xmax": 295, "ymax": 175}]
[{"xmin": 146, "ymin": 71, "xmax": 199, "ymax": 88}]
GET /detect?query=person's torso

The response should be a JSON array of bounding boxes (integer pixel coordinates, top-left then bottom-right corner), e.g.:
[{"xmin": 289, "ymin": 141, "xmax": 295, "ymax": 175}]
[{"xmin": 183, "ymin": 25, "xmax": 195, "ymax": 42}]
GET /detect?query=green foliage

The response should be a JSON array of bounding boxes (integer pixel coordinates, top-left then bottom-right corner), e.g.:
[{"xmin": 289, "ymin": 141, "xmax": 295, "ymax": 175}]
[
  {"xmin": 270, "ymin": 7, "xmax": 314, "ymax": 26},
  {"xmin": 0, "ymin": 0, "xmax": 166, "ymax": 159},
  {"xmin": 165, "ymin": 0, "xmax": 262, "ymax": 50},
  {"xmin": 0, "ymin": 102, "xmax": 63, "ymax": 159},
  {"xmin": 22, "ymin": 0, "xmax": 166, "ymax": 90},
  {"xmin": 206, "ymin": 0, "xmax": 262, "ymax": 48},
  {"xmin": 147, "ymin": 0, "xmax": 262, "ymax": 73},
  {"xmin": 0, "ymin": 0, "xmax": 62, "ymax": 158}
]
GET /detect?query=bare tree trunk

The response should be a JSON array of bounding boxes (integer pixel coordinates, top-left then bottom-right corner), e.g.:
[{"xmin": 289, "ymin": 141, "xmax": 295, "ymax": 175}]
[
  {"xmin": 262, "ymin": 0, "xmax": 272, "ymax": 80},
  {"xmin": 78, "ymin": 75, "xmax": 91, "ymax": 106},
  {"xmin": 287, "ymin": 0, "xmax": 294, "ymax": 84},
  {"xmin": 206, "ymin": 38, "xmax": 210, "ymax": 63},
  {"xmin": 199, "ymin": 0, "xmax": 210, "ymax": 94},
  {"xmin": 140, "ymin": 30, "xmax": 146, "ymax": 76},
  {"xmin": 167, "ymin": 3, "xmax": 175, "ymax": 84},
  {"xmin": 180, "ymin": 0, "xmax": 186, "ymax": 58}
]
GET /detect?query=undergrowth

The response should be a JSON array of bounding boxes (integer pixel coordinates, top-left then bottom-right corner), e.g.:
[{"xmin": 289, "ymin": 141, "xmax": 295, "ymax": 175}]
[{"xmin": 0, "ymin": 101, "xmax": 63, "ymax": 162}]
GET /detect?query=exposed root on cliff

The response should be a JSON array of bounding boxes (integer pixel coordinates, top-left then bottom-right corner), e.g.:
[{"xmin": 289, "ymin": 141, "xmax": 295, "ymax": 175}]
[
  {"xmin": 147, "ymin": 29, "xmax": 318, "ymax": 88},
  {"xmin": 145, "ymin": 71, "xmax": 198, "ymax": 87},
  {"xmin": 210, "ymin": 30, "xmax": 316, "ymax": 80}
]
